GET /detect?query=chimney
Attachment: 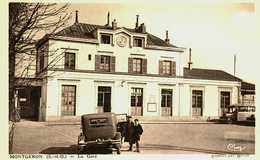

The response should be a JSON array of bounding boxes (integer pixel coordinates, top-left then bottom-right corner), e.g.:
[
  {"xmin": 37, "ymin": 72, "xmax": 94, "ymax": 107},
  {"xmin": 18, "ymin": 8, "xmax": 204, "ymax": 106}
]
[
  {"xmin": 140, "ymin": 23, "xmax": 146, "ymax": 33},
  {"xmin": 188, "ymin": 48, "xmax": 193, "ymax": 70},
  {"xmin": 112, "ymin": 19, "xmax": 117, "ymax": 30},
  {"xmin": 234, "ymin": 54, "xmax": 236, "ymax": 76},
  {"xmin": 165, "ymin": 30, "xmax": 170, "ymax": 44},
  {"xmin": 135, "ymin": 15, "xmax": 139, "ymax": 29},
  {"xmin": 106, "ymin": 11, "xmax": 110, "ymax": 26},
  {"xmin": 75, "ymin": 10, "xmax": 79, "ymax": 23}
]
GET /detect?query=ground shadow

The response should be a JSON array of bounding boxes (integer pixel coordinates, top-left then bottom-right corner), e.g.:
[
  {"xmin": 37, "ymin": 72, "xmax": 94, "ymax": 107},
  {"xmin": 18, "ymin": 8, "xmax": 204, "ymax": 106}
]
[
  {"xmin": 40, "ymin": 145, "xmax": 78, "ymax": 154},
  {"xmin": 40, "ymin": 145, "xmax": 114, "ymax": 154},
  {"xmin": 207, "ymin": 120, "xmax": 255, "ymax": 127}
]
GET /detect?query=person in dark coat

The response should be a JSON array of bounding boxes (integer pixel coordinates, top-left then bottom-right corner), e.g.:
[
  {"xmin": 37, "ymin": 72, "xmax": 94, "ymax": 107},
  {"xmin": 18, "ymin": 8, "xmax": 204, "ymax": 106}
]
[
  {"xmin": 129, "ymin": 119, "xmax": 143, "ymax": 152},
  {"xmin": 117, "ymin": 121, "xmax": 126, "ymax": 144},
  {"xmin": 124, "ymin": 116, "xmax": 134, "ymax": 143}
]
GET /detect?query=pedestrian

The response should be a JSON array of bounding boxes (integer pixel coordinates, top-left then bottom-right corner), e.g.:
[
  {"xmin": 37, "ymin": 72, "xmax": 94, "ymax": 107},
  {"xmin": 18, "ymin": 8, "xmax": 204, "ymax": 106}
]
[
  {"xmin": 117, "ymin": 121, "xmax": 126, "ymax": 144},
  {"xmin": 124, "ymin": 116, "xmax": 134, "ymax": 145},
  {"xmin": 129, "ymin": 119, "xmax": 143, "ymax": 152}
]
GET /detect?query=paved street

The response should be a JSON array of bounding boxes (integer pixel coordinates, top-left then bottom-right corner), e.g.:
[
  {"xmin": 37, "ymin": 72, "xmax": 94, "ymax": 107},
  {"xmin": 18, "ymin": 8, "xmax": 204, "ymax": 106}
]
[{"xmin": 12, "ymin": 120, "xmax": 255, "ymax": 154}]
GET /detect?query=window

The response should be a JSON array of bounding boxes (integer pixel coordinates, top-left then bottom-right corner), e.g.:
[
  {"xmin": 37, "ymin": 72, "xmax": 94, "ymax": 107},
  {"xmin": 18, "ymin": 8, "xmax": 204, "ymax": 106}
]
[
  {"xmin": 131, "ymin": 88, "xmax": 143, "ymax": 116},
  {"xmin": 192, "ymin": 90, "xmax": 203, "ymax": 108},
  {"xmin": 97, "ymin": 86, "xmax": 111, "ymax": 108},
  {"xmin": 64, "ymin": 52, "xmax": 75, "ymax": 70},
  {"xmin": 39, "ymin": 54, "xmax": 44, "ymax": 71},
  {"xmin": 131, "ymin": 88, "xmax": 143, "ymax": 107},
  {"xmin": 220, "ymin": 91, "xmax": 230, "ymax": 116},
  {"xmin": 159, "ymin": 60, "xmax": 176, "ymax": 76},
  {"xmin": 101, "ymin": 34, "xmax": 112, "ymax": 44},
  {"xmin": 133, "ymin": 38, "xmax": 143, "ymax": 47},
  {"xmin": 242, "ymin": 95, "xmax": 255, "ymax": 105},
  {"xmin": 100, "ymin": 55, "xmax": 110, "ymax": 71},
  {"xmin": 220, "ymin": 92, "xmax": 230, "ymax": 109},
  {"xmin": 162, "ymin": 61, "xmax": 171, "ymax": 75},
  {"xmin": 192, "ymin": 90, "xmax": 203, "ymax": 116},
  {"xmin": 61, "ymin": 85, "xmax": 76, "ymax": 116},
  {"xmin": 128, "ymin": 58, "xmax": 147, "ymax": 74},
  {"xmin": 133, "ymin": 58, "xmax": 142, "ymax": 73},
  {"xmin": 161, "ymin": 89, "xmax": 172, "ymax": 107},
  {"xmin": 89, "ymin": 118, "xmax": 108, "ymax": 126}
]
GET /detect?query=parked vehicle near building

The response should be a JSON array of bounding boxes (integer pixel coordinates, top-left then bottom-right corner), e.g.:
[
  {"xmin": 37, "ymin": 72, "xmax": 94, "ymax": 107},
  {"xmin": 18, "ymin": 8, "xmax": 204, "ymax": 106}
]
[
  {"xmin": 222, "ymin": 104, "xmax": 255, "ymax": 125},
  {"xmin": 78, "ymin": 112, "xmax": 122, "ymax": 154},
  {"xmin": 232, "ymin": 104, "xmax": 255, "ymax": 122}
]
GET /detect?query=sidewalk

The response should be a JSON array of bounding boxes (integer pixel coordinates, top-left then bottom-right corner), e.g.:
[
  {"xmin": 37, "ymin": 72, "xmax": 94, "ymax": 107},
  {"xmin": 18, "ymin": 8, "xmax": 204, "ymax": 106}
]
[
  {"xmin": 12, "ymin": 120, "xmax": 255, "ymax": 154},
  {"xmin": 45, "ymin": 118, "xmax": 216, "ymax": 125}
]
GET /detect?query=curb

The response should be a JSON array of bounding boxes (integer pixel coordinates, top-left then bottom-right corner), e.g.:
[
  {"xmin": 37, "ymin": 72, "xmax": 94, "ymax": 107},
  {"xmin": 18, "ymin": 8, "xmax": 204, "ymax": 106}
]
[
  {"xmin": 141, "ymin": 121, "xmax": 216, "ymax": 124},
  {"xmin": 224, "ymin": 131, "xmax": 255, "ymax": 142},
  {"xmin": 45, "ymin": 121, "xmax": 216, "ymax": 126}
]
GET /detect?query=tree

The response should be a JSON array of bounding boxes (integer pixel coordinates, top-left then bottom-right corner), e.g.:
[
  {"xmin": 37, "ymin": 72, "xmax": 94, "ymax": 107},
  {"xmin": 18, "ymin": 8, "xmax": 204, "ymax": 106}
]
[{"xmin": 9, "ymin": 3, "xmax": 71, "ymax": 120}]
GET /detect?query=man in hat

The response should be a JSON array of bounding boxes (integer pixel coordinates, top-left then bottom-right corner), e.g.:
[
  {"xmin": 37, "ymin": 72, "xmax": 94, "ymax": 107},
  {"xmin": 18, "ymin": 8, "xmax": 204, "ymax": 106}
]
[
  {"xmin": 124, "ymin": 115, "xmax": 134, "ymax": 145},
  {"xmin": 129, "ymin": 119, "xmax": 143, "ymax": 152}
]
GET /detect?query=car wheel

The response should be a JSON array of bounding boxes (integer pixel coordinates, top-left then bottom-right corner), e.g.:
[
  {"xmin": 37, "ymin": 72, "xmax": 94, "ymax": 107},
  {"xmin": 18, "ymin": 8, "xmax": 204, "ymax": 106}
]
[{"xmin": 77, "ymin": 146, "xmax": 84, "ymax": 154}]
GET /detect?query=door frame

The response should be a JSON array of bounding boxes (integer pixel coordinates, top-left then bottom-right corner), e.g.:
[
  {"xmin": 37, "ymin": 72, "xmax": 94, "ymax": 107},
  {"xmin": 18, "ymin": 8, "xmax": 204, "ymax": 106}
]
[
  {"xmin": 159, "ymin": 86, "xmax": 175, "ymax": 117},
  {"xmin": 218, "ymin": 87, "xmax": 232, "ymax": 117},
  {"xmin": 130, "ymin": 87, "xmax": 144, "ymax": 116},
  {"xmin": 128, "ymin": 82, "xmax": 146, "ymax": 116},
  {"xmin": 94, "ymin": 81, "xmax": 114, "ymax": 113},
  {"xmin": 61, "ymin": 85, "xmax": 77, "ymax": 116},
  {"xmin": 17, "ymin": 86, "xmax": 41, "ymax": 120},
  {"xmin": 97, "ymin": 86, "xmax": 112, "ymax": 113},
  {"xmin": 190, "ymin": 86, "xmax": 205, "ymax": 117},
  {"xmin": 58, "ymin": 80, "xmax": 80, "ymax": 117}
]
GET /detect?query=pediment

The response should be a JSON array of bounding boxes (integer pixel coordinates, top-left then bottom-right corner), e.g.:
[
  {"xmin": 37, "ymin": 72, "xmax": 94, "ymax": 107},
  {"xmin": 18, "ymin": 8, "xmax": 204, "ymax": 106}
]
[{"xmin": 114, "ymin": 28, "xmax": 132, "ymax": 37}]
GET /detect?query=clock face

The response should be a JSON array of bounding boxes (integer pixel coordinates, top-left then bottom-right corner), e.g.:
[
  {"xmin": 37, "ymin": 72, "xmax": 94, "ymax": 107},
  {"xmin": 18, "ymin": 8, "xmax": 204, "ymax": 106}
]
[{"xmin": 116, "ymin": 36, "xmax": 127, "ymax": 47}]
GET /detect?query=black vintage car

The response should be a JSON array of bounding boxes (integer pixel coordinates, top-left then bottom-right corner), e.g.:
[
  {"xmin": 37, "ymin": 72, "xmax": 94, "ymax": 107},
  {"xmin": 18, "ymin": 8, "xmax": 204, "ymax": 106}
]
[{"xmin": 78, "ymin": 112, "xmax": 124, "ymax": 154}]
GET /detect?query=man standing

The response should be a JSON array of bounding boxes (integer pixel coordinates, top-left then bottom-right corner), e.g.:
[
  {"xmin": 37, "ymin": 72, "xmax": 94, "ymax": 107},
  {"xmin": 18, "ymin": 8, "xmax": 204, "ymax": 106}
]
[
  {"xmin": 123, "ymin": 116, "xmax": 134, "ymax": 145},
  {"xmin": 129, "ymin": 119, "xmax": 143, "ymax": 152}
]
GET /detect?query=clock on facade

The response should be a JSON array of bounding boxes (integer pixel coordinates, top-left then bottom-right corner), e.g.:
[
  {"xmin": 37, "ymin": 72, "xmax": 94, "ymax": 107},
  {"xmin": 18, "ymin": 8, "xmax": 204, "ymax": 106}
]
[{"xmin": 116, "ymin": 36, "xmax": 127, "ymax": 47}]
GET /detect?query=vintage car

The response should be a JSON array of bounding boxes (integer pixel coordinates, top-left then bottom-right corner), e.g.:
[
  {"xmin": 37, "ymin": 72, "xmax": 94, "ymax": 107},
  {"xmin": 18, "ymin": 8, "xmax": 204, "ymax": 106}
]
[
  {"xmin": 230, "ymin": 104, "xmax": 255, "ymax": 122},
  {"xmin": 220, "ymin": 104, "xmax": 255, "ymax": 125},
  {"xmin": 78, "ymin": 112, "xmax": 123, "ymax": 154}
]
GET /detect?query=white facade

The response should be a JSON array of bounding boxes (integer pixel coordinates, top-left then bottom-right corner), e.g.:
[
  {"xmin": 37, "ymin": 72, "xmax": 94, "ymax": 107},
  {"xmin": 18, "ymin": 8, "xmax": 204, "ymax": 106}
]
[{"xmin": 37, "ymin": 26, "xmax": 240, "ymax": 121}]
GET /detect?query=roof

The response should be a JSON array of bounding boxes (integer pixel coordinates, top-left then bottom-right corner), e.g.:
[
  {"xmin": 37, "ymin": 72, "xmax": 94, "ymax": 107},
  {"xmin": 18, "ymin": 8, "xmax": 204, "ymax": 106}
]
[
  {"xmin": 183, "ymin": 67, "xmax": 241, "ymax": 82},
  {"xmin": 241, "ymin": 81, "xmax": 255, "ymax": 95},
  {"xmin": 54, "ymin": 22, "xmax": 178, "ymax": 48}
]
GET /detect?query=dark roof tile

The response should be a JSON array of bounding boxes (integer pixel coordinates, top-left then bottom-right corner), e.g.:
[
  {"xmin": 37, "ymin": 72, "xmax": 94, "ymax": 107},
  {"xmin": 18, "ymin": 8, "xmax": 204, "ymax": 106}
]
[
  {"xmin": 55, "ymin": 23, "xmax": 179, "ymax": 48},
  {"xmin": 241, "ymin": 81, "xmax": 255, "ymax": 95},
  {"xmin": 184, "ymin": 67, "xmax": 241, "ymax": 82},
  {"xmin": 147, "ymin": 33, "xmax": 176, "ymax": 47}
]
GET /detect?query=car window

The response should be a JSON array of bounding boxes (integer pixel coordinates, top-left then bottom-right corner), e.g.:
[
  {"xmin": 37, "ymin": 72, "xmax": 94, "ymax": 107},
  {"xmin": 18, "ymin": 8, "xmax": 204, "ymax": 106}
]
[
  {"xmin": 237, "ymin": 106, "xmax": 255, "ymax": 112},
  {"xmin": 89, "ymin": 118, "xmax": 108, "ymax": 127}
]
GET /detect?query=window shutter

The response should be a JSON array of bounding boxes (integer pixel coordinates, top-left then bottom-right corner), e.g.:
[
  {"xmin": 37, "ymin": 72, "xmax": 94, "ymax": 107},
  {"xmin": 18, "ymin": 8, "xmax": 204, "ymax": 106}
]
[
  {"xmin": 128, "ymin": 57, "xmax": 133, "ymax": 73},
  {"xmin": 171, "ymin": 61, "xmax": 176, "ymax": 76},
  {"xmin": 159, "ymin": 60, "xmax": 163, "ymax": 75},
  {"xmin": 95, "ymin": 55, "xmax": 101, "ymax": 71},
  {"xmin": 110, "ymin": 56, "xmax": 116, "ymax": 72},
  {"xmin": 142, "ymin": 58, "xmax": 147, "ymax": 74}
]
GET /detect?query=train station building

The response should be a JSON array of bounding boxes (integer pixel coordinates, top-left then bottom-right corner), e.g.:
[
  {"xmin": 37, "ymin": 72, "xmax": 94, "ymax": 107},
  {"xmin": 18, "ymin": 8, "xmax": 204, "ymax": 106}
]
[{"xmin": 15, "ymin": 12, "xmax": 251, "ymax": 121}]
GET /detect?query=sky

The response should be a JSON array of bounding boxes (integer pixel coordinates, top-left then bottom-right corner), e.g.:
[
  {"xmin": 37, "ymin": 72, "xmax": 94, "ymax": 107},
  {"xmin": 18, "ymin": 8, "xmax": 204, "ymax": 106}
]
[{"xmin": 62, "ymin": 2, "xmax": 257, "ymax": 83}]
